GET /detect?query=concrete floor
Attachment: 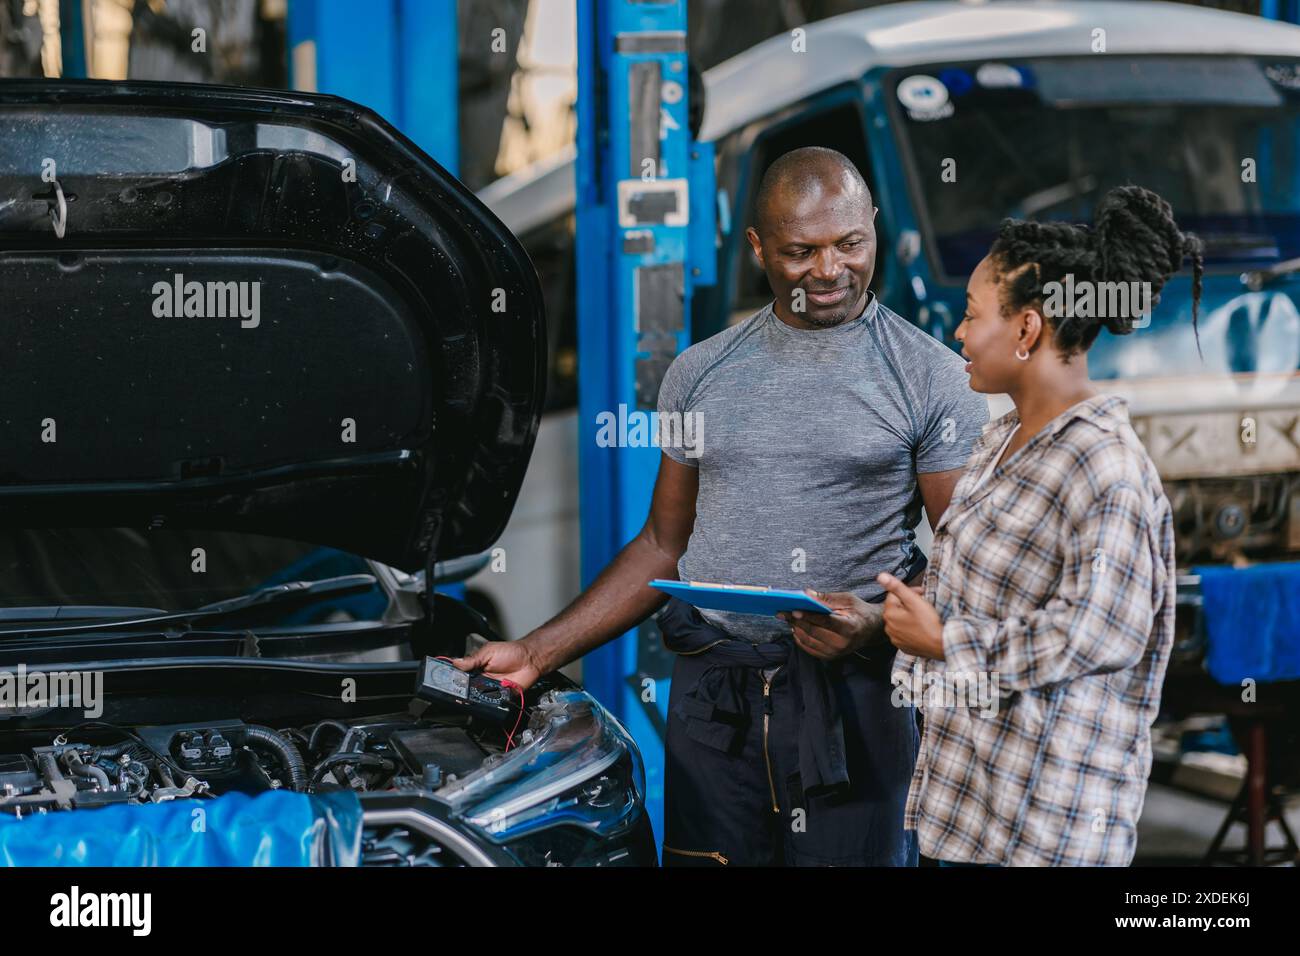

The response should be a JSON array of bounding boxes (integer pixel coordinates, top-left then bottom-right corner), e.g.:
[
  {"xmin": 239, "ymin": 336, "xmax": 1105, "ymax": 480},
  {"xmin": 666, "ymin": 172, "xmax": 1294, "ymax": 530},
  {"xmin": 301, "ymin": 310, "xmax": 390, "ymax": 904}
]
[{"xmin": 1134, "ymin": 781, "xmax": 1300, "ymax": 866}]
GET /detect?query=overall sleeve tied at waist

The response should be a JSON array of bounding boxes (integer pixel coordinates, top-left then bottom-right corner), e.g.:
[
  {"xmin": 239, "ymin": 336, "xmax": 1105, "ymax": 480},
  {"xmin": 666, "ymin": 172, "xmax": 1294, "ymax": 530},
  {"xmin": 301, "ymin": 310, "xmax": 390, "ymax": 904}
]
[{"xmin": 654, "ymin": 596, "xmax": 857, "ymax": 797}]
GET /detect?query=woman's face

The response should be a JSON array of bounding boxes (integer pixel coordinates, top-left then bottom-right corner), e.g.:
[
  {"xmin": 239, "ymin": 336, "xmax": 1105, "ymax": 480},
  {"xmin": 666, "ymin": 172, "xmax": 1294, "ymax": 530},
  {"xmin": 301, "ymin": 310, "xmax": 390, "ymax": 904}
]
[{"xmin": 954, "ymin": 255, "xmax": 1029, "ymax": 394}]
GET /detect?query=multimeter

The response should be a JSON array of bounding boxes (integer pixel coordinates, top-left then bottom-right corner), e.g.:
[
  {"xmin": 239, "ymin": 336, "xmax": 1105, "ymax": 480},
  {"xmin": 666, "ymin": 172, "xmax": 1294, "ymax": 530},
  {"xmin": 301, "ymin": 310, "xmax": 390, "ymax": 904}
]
[{"xmin": 414, "ymin": 656, "xmax": 516, "ymax": 724}]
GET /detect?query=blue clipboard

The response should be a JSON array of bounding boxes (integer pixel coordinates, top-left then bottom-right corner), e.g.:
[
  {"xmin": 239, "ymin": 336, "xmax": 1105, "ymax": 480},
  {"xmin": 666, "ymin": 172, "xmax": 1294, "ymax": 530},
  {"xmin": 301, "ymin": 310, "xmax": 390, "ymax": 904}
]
[{"xmin": 649, "ymin": 579, "xmax": 833, "ymax": 616}]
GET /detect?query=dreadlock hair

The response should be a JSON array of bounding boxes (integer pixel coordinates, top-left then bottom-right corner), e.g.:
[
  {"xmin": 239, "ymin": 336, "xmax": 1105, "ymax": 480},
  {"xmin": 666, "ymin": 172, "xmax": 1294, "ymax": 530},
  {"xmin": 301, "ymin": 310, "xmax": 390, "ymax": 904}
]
[{"xmin": 987, "ymin": 185, "xmax": 1204, "ymax": 358}]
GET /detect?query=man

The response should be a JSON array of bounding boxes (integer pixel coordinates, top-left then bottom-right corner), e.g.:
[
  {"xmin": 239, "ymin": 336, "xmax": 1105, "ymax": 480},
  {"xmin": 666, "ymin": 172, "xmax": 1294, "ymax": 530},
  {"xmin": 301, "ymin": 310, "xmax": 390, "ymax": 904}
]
[{"xmin": 455, "ymin": 146, "xmax": 988, "ymax": 865}]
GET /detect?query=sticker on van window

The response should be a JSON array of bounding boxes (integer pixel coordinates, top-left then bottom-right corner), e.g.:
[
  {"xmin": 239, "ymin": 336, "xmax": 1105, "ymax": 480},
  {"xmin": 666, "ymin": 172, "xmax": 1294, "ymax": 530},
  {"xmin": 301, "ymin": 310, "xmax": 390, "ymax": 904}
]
[
  {"xmin": 976, "ymin": 63, "xmax": 1023, "ymax": 89},
  {"xmin": 897, "ymin": 74, "xmax": 953, "ymax": 121},
  {"xmin": 1265, "ymin": 62, "xmax": 1300, "ymax": 90},
  {"xmin": 938, "ymin": 68, "xmax": 973, "ymax": 98}
]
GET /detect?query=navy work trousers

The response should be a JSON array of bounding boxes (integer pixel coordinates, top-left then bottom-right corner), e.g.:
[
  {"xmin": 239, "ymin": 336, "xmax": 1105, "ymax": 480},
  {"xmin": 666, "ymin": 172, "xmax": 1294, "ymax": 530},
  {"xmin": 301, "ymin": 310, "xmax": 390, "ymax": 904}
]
[{"xmin": 661, "ymin": 641, "xmax": 920, "ymax": 867}]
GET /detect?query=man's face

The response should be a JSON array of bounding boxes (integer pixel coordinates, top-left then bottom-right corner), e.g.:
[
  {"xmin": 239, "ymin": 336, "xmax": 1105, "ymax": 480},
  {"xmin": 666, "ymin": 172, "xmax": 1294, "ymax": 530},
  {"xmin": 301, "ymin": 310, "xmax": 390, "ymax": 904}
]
[{"xmin": 746, "ymin": 181, "xmax": 876, "ymax": 329}]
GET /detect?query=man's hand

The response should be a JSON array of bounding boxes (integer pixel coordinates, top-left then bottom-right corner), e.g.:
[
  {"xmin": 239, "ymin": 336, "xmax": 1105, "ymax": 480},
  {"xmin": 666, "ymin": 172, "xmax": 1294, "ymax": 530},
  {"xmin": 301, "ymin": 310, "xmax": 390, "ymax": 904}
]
[
  {"xmin": 877, "ymin": 572, "xmax": 945, "ymax": 660},
  {"xmin": 451, "ymin": 639, "xmax": 542, "ymax": 690},
  {"xmin": 778, "ymin": 590, "xmax": 884, "ymax": 662}
]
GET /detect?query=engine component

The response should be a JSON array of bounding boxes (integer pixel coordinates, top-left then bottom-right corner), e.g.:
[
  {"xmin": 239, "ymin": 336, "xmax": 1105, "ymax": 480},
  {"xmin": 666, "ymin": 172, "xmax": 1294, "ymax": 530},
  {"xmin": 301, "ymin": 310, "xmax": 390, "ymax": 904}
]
[
  {"xmin": 0, "ymin": 754, "xmax": 41, "ymax": 797},
  {"xmin": 1, "ymin": 713, "xmax": 503, "ymax": 814},
  {"xmin": 136, "ymin": 720, "xmax": 305, "ymax": 792},
  {"xmin": 150, "ymin": 774, "xmax": 209, "ymax": 803},
  {"xmin": 244, "ymin": 725, "xmax": 307, "ymax": 792},
  {"xmin": 390, "ymin": 726, "xmax": 486, "ymax": 780},
  {"xmin": 174, "ymin": 728, "xmax": 235, "ymax": 772},
  {"xmin": 1169, "ymin": 473, "xmax": 1299, "ymax": 562}
]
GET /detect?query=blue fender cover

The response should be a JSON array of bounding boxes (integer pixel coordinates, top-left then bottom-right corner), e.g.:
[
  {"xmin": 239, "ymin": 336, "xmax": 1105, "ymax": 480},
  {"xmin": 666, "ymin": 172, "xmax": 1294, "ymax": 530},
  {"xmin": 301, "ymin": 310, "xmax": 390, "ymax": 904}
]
[
  {"xmin": 1194, "ymin": 560, "xmax": 1300, "ymax": 685},
  {"xmin": 0, "ymin": 790, "xmax": 363, "ymax": 866}
]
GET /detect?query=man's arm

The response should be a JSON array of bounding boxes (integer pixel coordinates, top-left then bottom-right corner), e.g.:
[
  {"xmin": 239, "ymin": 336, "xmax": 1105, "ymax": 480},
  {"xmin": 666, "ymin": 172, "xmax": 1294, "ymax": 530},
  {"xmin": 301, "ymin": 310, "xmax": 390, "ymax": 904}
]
[
  {"xmin": 917, "ymin": 467, "xmax": 963, "ymax": 533},
  {"xmin": 453, "ymin": 453, "xmax": 698, "ymax": 687},
  {"xmin": 784, "ymin": 467, "xmax": 963, "ymax": 661}
]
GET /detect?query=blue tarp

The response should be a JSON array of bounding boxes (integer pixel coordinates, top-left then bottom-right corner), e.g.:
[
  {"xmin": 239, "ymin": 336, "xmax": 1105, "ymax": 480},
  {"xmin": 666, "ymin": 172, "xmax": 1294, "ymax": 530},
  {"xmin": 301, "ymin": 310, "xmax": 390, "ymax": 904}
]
[
  {"xmin": 1193, "ymin": 561, "xmax": 1300, "ymax": 686},
  {"xmin": 0, "ymin": 790, "xmax": 362, "ymax": 866}
]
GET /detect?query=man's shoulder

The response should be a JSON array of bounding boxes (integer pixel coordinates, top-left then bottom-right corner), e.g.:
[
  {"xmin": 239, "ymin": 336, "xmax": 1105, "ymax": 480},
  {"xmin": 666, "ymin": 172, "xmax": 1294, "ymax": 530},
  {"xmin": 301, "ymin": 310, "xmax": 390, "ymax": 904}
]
[
  {"xmin": 872, "ymin": 304, "xmax": 983, "ymax": 418},
  {"xmin": 666, "ymin": 306, "xmax": 770, "ymax": 381},
  {"xmin": 873, "ymin": 303, "xmax": 967, "ymax": 370}
]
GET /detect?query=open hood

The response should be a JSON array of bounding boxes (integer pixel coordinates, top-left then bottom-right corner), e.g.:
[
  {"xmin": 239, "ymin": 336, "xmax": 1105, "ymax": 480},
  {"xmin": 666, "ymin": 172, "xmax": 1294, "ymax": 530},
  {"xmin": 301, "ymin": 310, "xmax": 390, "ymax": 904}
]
[{"xmin": 0, "ymin": 80, "xmax": 545, "ymax": 572}]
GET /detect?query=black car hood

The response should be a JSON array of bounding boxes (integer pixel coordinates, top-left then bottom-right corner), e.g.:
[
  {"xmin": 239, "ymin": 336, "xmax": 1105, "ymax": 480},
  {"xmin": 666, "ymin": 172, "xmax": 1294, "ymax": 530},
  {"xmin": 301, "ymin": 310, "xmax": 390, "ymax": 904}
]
[{"xmin": 0, "ymin": 81, "xmax": 545, "ymax": 572}]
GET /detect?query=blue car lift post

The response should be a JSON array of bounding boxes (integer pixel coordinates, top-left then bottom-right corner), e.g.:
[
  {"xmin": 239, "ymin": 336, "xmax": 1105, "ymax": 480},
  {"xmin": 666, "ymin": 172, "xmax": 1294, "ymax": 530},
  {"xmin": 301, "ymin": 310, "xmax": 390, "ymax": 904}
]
[
  {"xmin": 1262, "ymin": 0, "xmax": 1300, "ymax": 23},
  {"xmin": 575, "ymin": 0, "xmax": 715, "ymax": 852},
  {"xmin": 285, "ymin": 0, "xmax": 459, "ymax": 176}
]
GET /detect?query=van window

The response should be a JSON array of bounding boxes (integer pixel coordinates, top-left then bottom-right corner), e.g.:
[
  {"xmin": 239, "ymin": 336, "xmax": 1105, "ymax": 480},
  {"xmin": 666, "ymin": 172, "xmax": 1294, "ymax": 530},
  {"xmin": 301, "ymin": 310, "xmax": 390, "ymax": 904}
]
[{"xmin": 890, "ymin": 56, "xmax": 1300, "ymax": 278}]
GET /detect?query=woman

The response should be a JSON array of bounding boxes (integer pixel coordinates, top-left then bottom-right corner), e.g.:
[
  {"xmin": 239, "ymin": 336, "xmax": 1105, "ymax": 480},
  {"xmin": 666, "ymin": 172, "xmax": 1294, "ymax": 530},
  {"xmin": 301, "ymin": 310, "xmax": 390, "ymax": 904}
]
[{"xmin": 875, "ymin": 185, "xmax": 1202, "ymax": 866}]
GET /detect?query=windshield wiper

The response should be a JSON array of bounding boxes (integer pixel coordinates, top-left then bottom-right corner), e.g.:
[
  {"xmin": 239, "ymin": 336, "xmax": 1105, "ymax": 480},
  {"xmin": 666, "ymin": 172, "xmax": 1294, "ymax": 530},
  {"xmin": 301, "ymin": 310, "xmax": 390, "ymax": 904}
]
[
  {"xmin": 0, "ymin": 606, "xmax": 166, "ymax": 622},
  {"xmin": 184, "ymin": 574, "xmax": 377, "ymax": 617},
  {"xmin": 1243, "ymin": 256, "xmax": 1300, "ymax": 291},
  {"xmin": 0, "ymin": 574, "xmax": 378, "ymax": 637}
]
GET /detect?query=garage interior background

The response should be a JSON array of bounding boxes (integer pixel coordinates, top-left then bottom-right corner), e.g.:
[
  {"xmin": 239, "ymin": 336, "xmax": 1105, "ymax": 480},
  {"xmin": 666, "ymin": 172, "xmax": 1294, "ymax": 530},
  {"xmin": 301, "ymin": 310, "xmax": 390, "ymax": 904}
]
[{"xmin": 2, "ymin": 0, "xmax": 1299, "ymax": 867}]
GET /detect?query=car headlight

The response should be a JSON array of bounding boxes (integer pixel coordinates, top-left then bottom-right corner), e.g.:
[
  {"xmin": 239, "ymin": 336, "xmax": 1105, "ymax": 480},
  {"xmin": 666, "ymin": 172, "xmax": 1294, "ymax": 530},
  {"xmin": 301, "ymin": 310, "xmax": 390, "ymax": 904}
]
[{"xmin": 433, "ymin": 690, "xmax": 645, "ymax": 844}]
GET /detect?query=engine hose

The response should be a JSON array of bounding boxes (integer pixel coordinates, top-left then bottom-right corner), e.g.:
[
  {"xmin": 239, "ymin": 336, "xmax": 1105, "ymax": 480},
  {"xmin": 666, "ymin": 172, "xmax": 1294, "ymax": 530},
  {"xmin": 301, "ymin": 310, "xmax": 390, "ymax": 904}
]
[
  {"xmin": 37, "ymin": 752, "xmax": 64, "ymax": 784},
  {"xmin": 65, "ymin": 753, "xmax": 111, "ymax": 790},
  {"xmin": 245, "ymin": 725, "xmax": 308, "ymax": 792},
  {"xmin": 308, "ymin": 753, "xmax": 394, "ymax": 791},
  {"xmin": 95, "ymin": 741, "xmax": 150, "ymax": 762},
  {"xmin": 307, "ymin": 720, "xmax": 350, "ymax": 754}
]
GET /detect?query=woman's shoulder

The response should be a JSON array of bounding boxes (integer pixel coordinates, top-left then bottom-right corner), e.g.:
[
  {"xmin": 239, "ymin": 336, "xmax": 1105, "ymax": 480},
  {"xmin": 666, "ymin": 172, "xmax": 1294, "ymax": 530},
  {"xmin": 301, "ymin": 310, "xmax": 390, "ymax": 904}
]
[{"xmin": 1054, "ymin": 414, "xmax": 1166, "ymax": 519}]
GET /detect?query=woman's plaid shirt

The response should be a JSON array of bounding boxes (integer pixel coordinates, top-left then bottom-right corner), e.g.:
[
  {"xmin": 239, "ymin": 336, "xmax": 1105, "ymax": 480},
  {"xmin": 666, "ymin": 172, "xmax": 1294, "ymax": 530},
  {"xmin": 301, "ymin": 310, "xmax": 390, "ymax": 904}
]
[{"xmin": 891, "ymin": 394, "xmax": 1176, "ymax": 866}]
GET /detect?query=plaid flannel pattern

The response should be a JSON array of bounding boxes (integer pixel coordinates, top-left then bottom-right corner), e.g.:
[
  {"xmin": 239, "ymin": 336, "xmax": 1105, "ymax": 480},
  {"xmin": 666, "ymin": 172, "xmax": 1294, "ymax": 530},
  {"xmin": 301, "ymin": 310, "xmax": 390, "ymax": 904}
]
[{"xmin": 892, "ymin": 394, "xmax": 1176, "ymax": 866}]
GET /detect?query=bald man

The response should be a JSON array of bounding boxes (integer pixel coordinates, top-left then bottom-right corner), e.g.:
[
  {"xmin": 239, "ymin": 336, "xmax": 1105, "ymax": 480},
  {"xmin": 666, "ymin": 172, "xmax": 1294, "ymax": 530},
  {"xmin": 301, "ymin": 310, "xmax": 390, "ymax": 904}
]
[{"xmin": 456, "ymin": 146, "xmax": 988, "ymax": 866}]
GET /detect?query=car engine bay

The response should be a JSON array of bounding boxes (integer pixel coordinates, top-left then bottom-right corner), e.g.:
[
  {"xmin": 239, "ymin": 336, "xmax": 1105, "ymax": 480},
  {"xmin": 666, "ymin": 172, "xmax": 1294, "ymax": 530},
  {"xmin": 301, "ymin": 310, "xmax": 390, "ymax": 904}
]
[{"xmin": 0, "ymin": 712, "xmax": 514, "ymax": 814}]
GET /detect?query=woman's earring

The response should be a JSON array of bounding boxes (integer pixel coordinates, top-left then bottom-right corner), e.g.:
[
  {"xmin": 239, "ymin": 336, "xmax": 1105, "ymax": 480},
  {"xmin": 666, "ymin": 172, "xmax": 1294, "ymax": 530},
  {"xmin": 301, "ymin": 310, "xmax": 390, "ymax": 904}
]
[{"xmin": 1015, "ymin": 346, "xmax": 1031, "ymax": 361}]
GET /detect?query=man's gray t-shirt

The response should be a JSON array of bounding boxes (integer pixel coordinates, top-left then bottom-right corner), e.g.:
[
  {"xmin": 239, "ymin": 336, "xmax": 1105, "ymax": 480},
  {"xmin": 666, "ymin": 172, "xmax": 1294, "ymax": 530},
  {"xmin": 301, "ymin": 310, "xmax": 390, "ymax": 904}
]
[{"xmin": 656, "ymin": 294, "xmax": 989, "ymax": 642}]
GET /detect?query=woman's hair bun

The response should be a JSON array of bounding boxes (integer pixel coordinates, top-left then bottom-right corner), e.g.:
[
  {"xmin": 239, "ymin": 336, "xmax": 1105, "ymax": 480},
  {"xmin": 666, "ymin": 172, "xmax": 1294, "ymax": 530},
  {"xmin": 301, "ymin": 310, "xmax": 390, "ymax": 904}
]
[
  {"xmin": 989, "ymin": 184, "xmax": 1204, "ymax": 356},
  {"xmin": 1092, "ymin": 185, "xmax": 1186, "ymax": 289},
  {"xmin": 1090, "ymin": 186, "xmax": 1203, "ymax": 342}
]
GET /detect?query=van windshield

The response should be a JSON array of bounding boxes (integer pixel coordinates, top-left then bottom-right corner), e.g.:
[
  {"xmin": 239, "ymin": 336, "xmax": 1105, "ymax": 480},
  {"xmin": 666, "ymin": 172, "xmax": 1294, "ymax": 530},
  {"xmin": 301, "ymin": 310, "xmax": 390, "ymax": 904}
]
[{"xmin": 889, "ymin": 56, "xmax": 1300, "ymax": 279}]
